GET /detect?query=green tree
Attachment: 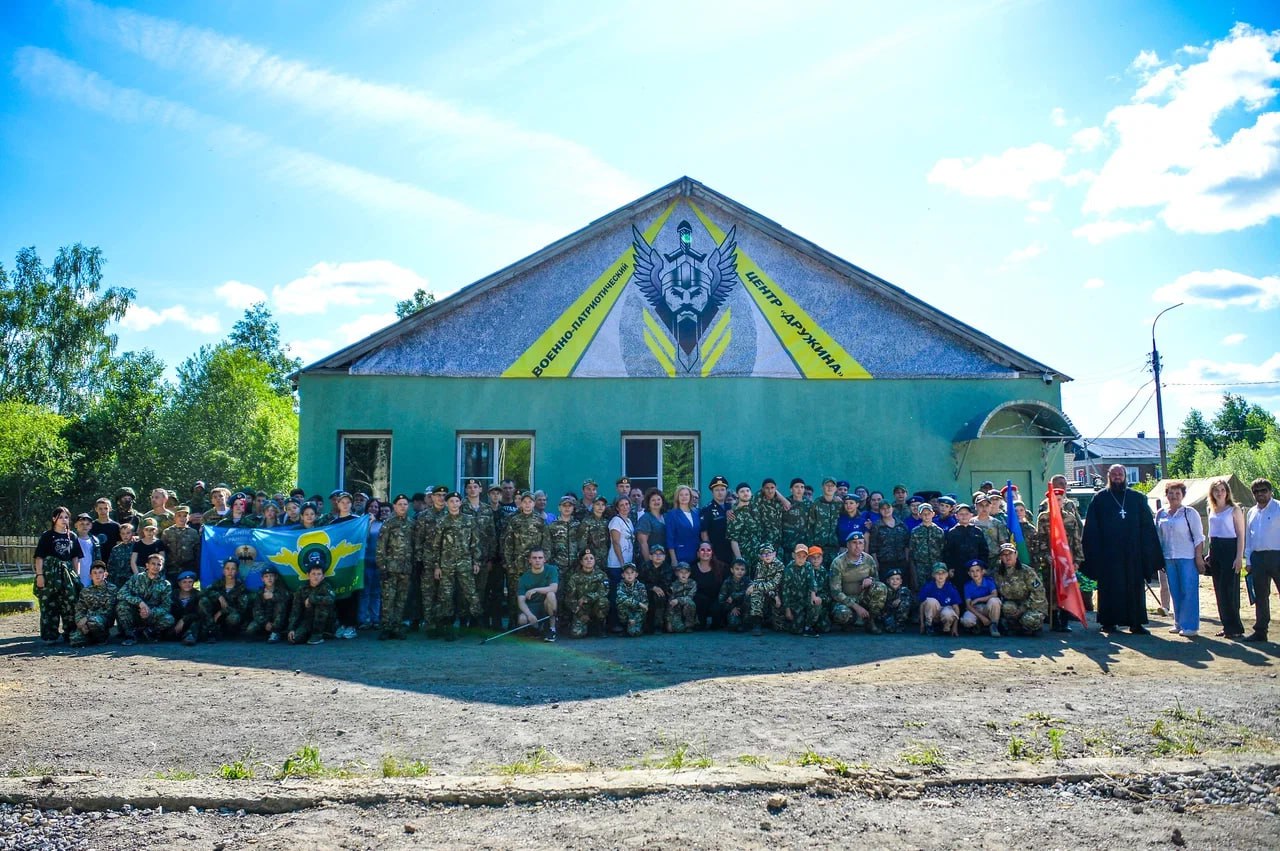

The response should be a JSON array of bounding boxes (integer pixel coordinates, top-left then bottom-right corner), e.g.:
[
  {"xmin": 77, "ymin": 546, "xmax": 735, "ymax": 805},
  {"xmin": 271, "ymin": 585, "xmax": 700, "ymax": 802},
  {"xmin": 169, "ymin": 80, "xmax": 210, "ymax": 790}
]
[
  {"xmin": 63, "ymin": 350, "xmax": 170, "ymax": 504},
  {"xmin": 1169, "ymin": 408, "xmax": 1212, "ymax": 476},
  {"xmin": 160, "ymin": 345, "xmax": 298, "ymax": 491},
  {"xmin": 229, "ymin": 302, "xmax": 301, "ymax": 395},
  {"xmin": 394, "ymin": 288, "xmax": 435, "ymax": 318},
  {"xmin": 0, "ymin": 402, "xmax": 74, "ymax": 533},
  {"xmin": 0, "ymin": 245, "xmax": 134, "ymax": 413},
  {"xmin": 1211, "ymin": 392, "xmax": 1277, "ymax": 451}
]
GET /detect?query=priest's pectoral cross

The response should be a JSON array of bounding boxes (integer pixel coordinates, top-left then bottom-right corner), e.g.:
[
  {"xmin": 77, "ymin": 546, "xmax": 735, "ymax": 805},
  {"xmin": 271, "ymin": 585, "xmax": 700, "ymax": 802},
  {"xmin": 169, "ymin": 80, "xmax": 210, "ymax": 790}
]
[{"xmin": 1119, "ymin": 508, "xmax": 1127, "ymax": 519}]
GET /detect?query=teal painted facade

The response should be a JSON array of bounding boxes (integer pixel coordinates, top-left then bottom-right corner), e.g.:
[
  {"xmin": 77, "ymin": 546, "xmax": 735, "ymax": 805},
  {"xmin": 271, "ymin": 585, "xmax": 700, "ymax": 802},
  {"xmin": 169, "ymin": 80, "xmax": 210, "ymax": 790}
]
[{"xmin": 297, "ymin": 373, "xmax": 1066, "ymax": 501}]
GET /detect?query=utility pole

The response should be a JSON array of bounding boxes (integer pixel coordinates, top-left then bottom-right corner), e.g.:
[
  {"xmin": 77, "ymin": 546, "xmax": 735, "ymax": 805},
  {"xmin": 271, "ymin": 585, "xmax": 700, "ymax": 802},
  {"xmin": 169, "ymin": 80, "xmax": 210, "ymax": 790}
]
[{"xmin": 1152, "ymin": 302, "xmax": 1184, "ymax": 478}]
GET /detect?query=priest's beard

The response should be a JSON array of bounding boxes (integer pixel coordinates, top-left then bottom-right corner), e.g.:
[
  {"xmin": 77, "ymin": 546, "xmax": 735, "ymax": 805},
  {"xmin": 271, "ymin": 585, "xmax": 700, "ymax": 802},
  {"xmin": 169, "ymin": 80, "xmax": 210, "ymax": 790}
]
[{"xmin": 1109, "ymin": 482, "xmax": 1127, "ymax": 496}]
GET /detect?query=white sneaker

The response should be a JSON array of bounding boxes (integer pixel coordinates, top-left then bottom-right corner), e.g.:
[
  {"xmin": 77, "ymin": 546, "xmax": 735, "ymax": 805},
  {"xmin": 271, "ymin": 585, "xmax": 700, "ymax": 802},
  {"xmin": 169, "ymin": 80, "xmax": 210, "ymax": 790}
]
[
  {"xmin": 341, "ymin": 626, "xmax": 356, "ymax": 639},
  {"xmin": 1181, "ymin": 630, "xmax": 1198, "ymax": 637},
  {"xmin": 267, "ymin": 632, "xmax": 280, "ymax": 643}
]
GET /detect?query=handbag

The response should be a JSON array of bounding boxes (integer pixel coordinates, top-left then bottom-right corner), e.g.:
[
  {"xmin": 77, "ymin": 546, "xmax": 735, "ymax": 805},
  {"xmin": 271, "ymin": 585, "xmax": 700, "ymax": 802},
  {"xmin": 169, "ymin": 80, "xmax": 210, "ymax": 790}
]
[{"xmin": 1185, "ymin": 510, "xmax": 1206, "ymax": 574}]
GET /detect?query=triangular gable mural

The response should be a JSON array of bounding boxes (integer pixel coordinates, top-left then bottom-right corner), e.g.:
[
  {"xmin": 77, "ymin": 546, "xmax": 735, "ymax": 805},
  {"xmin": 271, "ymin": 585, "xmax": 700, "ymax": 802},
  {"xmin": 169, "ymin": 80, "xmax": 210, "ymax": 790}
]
[{"xmin": 350, "ymin": 192, "xmax": 1023, "ymax": 380}]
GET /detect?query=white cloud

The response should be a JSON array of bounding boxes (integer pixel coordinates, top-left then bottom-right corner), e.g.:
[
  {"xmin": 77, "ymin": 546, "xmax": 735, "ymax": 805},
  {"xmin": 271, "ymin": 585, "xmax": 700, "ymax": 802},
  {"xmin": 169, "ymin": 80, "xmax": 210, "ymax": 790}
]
[
  {"xmin": 1152, "ymin": 269, "xmax": 1280, "ymax": 310},
  {"xmin": 120, "ymin": 303, "xmax": 220, "ymax": 334},
  {"xmin": 215, "ymin": 280, "xmax": 268, "ymax": 309},
  {"xmin": 287, "ymin": 337, "xmax": 334, "ymax": 365},
  {"xmin": 12, "ymin": 48, "xmax": 523, "ymax": 229},
  {"xmin": 272, "ymin": 260, "xmax": 428, "ymax": 316},
  {"xmin": 1070, "ymin": 126, "xmax": 1105, "ymax": 152},
  {"xmin": 1027, "ymin": 198, "xmax": 1053, "ymax": 213},
  {"xmin": 1221, "ymin": 333, "xmax": 1246, "ymax": 345},
  {"xmin": 1072, "ymin": 218, "xmax": 1154, "ymax": 243},
  {"xmin": 338, "ymin": 312, "xmax": 398, "ymax": 343},
  {"xmin": 927, "ymin": 143, "xmax": 1067, "ymax": 200},
  {"xmin": 1084, "ymin": 277, "xmax": 1105, "ymax": 289},
  {"xmin": 1051, "ymin": 107, "xmax": 1068, "ymax": 127},
  {"xmin": 1084, "ymin": 24, "xmax": 1280, "ymax": 234},
  {"xmin": 1002, "ymin": 241, "xmax": 1047, "ymax": 264},
  {"xmin": 64, "ymin": 0, "xmax": 642, "ymax": 209},
  {"xmin": 1130, "ymin": 49, "xmax": 1162, "ymax": 71}
]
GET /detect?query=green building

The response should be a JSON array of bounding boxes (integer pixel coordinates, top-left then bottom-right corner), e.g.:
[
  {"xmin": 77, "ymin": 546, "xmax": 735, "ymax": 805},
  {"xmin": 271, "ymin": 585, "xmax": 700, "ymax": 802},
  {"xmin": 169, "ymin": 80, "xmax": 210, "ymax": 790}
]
[{"xmin": 296, "ymin": 177, "xmax": 1076, "ymax": 503}]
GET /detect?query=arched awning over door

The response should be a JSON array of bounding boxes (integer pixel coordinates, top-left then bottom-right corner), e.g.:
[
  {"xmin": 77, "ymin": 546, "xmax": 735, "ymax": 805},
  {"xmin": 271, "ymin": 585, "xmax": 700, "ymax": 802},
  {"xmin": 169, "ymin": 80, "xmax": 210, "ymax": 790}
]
[{"xmin": 952, "ymin": 399, "xmax": 1079, "ymax": 478}]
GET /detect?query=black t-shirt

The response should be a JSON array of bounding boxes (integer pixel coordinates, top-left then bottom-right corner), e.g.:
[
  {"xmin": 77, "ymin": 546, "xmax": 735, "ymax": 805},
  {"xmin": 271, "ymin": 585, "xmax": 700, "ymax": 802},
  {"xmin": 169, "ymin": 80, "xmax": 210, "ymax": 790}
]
[
  {"xmin": 91, "ymin": 519, "xmax": 122, "ymax": 560},
  {"xmin": 36, "ymin": 530, "xmax": 80, "ymax": 563},
  {"xmin": 132, "ymin": 538, "xmax": 167, "ymax": 566}
]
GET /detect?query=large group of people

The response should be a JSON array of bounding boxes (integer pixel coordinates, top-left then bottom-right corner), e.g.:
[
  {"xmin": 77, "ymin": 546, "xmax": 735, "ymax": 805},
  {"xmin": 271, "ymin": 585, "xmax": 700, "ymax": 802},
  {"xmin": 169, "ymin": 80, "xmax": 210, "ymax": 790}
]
[{"xmin": 29, "ymin": 468, "xmax": 1278, "ymax": 649}]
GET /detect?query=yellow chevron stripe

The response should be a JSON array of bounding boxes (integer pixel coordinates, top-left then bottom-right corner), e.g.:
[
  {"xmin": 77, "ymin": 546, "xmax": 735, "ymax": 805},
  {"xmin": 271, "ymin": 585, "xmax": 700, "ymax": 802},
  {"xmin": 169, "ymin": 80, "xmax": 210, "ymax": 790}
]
[
  {"xmin": 701, "ymin": 328, "xmax": 732, "ymax": 376},
  {"xmin": 700, "ymin": 307, "xmax": 732, "ymax": 359},
  {"xmin": 642, "ymin": 307, "xmax": 675, "ymax": 359},
  {"xmin": 643, "ymin": 327, "xmax": 676, "ymax": 376}
]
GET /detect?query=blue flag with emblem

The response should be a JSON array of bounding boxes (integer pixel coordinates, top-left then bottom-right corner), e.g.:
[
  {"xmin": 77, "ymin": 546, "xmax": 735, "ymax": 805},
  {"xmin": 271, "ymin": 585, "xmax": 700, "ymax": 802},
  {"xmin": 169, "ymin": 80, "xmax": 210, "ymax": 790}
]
[{"xmin": 200, "ymin": 517, "xmax": 369, "ymax": 598}]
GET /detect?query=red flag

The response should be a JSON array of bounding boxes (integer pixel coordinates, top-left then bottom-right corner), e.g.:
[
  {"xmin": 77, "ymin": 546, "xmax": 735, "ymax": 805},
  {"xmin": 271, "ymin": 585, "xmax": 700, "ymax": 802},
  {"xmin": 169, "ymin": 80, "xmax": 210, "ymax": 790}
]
[{"xmin": 1047, "ymin": 486, "xmax": 1087, "ymax": 624}]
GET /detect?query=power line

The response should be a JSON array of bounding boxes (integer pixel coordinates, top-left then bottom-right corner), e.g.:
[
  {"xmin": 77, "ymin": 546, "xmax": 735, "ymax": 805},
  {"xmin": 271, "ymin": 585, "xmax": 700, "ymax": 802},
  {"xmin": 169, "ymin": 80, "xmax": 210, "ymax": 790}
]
[
  {"xmin": 1088, "ymin": 378, "xmax": 1153, "ymax": 439},
  {"xmin": 1165, "ymin": 380, "xmax": 1280, "ymax": 387},
  {"xmin": 1115, "ymin": 388, "xmax": 1157, "ymax": 438}
]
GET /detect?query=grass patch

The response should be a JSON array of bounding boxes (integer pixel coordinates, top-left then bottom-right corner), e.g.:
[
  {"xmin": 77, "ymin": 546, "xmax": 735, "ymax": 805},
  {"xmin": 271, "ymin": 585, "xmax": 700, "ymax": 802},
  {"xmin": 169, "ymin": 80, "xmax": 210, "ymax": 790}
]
[
  {"xmin": 380, "ymin": 755, "xmax": 431, "ymax": 778},
  {"xmin": 796, "ymin": 748, "xmax": 851, "ymax": 774},
  {"xmin": 646, "ymin": 742, "xmax": 712, "ymax": 771},
  {"xmin": 902, "ymin": 720, "xmax": 926, "ymax": 729},
  {"xmin": 1046, "ymin": 728, "xmax": 1066, "ymax": 760},
  {"xmin": 277, "ymin": 744, "xmax": 326, "ymax": 779},
  {"xmin": 1007, "ymin": 734, "xmax": 1037, "ymax": 761},
  {"xmin": 5, "ymin": 763, "xmax": 55, "ymax": 777},
  {"xmin": 154, "ymin": 769, "xmax": 198, "ymax": 781},
  {"xmin": 736, "ymin": 754, "xmax": 769, "ymax": 768},
  {"xmin": 494, "ymin": 746, "xmax": 564, "ymax": 776},
  {"xmin": 1149, "ymin": 718, "xmax": 1201, "ymax": 756},
  {"xmin": 0, "ymin": 577, "xmax": 36, "ymax": 609},
  {"xmin": 899, "ymin": 743, "xmax": 945, "ymax": 768},
  {"xmin": 216, "ymin": 757, "xmax": 255, "ymax": 780}
]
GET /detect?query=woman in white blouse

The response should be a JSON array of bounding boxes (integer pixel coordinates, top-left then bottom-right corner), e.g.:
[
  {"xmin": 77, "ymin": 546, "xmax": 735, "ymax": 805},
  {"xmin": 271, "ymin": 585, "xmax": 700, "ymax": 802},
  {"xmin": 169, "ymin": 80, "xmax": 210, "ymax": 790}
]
[
  {"xmin": 1156, "ymin": 480, "xmax": 1205, "ymax": 637},
  {"xmin": 1206, "ymin": 479, "xmax": 1246, "ymax": 638}
]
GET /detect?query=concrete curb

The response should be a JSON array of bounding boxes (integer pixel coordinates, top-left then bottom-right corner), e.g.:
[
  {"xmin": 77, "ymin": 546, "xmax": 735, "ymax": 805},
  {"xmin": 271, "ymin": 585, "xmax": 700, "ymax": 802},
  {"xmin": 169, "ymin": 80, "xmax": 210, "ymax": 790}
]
[{"xmin": 2, "ymin": 757, "xmax": 1275, "ymax": 815}]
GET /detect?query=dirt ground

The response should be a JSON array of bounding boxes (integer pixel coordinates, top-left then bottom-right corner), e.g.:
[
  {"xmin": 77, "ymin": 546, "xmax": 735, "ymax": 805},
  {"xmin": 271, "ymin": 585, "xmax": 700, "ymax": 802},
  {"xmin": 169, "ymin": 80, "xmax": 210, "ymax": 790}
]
[{"xmin": 2, "ymin": 584, "xmax": 1278, "ymax": 848}]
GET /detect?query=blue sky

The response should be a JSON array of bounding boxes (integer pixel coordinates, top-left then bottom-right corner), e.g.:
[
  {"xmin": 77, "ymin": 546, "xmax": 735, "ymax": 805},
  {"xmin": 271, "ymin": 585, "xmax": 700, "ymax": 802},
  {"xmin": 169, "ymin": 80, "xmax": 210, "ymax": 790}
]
[{"xmin": 1, "ymin": 0, "xmax": 1277, "ymax": 438}]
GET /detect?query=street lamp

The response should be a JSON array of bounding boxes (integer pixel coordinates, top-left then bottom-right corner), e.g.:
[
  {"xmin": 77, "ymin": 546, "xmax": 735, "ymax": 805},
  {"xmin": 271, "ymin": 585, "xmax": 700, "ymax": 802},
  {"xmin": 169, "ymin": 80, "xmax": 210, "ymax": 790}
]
[{"xmin": 1152, "ymin": 302, "xmax": 1184, "ymax": 477}]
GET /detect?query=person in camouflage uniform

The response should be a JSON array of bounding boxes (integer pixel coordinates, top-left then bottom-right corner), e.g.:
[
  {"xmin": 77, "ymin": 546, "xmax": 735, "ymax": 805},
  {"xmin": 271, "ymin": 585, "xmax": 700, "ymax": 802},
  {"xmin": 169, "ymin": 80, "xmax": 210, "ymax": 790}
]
[
  {"xmin": 746, "ymin": 543, "xmax": 784, "ymax": 636},
  {"xmin": 614, "ymin": 563, "xmax": 648, "ymax": 637},
  {"xmin": 161, "ymin": 507, "xmax": 200, "ymax": 580},
  {"xmin": 462, "ymin": 479, "xmax": 498, "ymax": 628},
  {"xmin": 639, "ymin": 545, "xmax": 672, "ymax": 633},
  {"xmin": 780, "ymin": 479, "xmax": 813, "ymax": 557},
  {"xmin": 105, "ymin": 523, "xmax": 136, "ymax": 588},
  {"xmin": 289, "ymin": 563, "xmax": 336, "ymax": 645},
  {"xmin": 70, "ymin": 561, "xmax": 115, "ymax": 647},
  {"xmin": 116, "ymin": 552, "xmax": 175, "ymax": 644},
  {"xmin": 245, "ymin": 565, "xmax": 291, "ymax": 642},
  {"xmin": 779, "ymin": 544, "xmax": 822, "ymax": 636},
  {"xmin": 806, "ymin": 545, "xmax": 833, "ymax": 633},
  {"xmin": 878, "ymin": 569, "xmax": 914, "ymax": 633},
  {"xmin": 113, "ymin": 487, "xmax": 145, "ymax": 529},
  {"xmin": 869, "ymin": 500, "xmax": 911, "ymax": 580},
  {"xmin": 973, "ymin": 492, "xmax": 1011, "ymax": 571},
  {"xmin": 752, "ymin": 479, "xmax": 787, "ymax": 552},
  {"xmin": 829, "ymin": 531, "xmax": 887, "ymax": 633},
  {"xmin": 727, "ymin": 484, "xmax": 763, "ymax": 565},
  {"xmin": 993, "ymin": 543, "xmax": 1047, "ymax": 635},
  {"xmin": 809, "ymin": 477, "xmax": 843, "ymax": 564},
  {"xmin": 201, "ymin": 554, "xmax": 252, "ymax": 640},
  {"xmin": 201, "ymin": 487, "xmax": 230, "ymax": 527},
  {"xmin": 33, "ymin": 508, "xmax": 82, "ymax": 643},
  {"xmin": 411, "ymin": 486, "xmax": 448, "ymax": 634},
  {"xmin": 142, "ymin": 487, "xmax": 175, "ymax": 533},
  {"xmin": 546, "ymin": 496, "xmax": 579, "ymax": 570},
  {"xmin": 170, "ymin": 571, "xmax": 206, "ymax": 645},
  {"xmin": 575, "ymin": 497, "xmax": 611, "ymax": 572},
  {"xmin": 567, "ymin": 550, "xmax": 609, "ymax": 638},
  {"xmin": 375, "ymin": 494, "xmax": 414, "ymax": 639},
  {"xmin": 890, "ymin": 485, "xmax": 912, "ymax": 525},
  {"xmin": 909, "ymin": 504, "xmax": 945, "ymax": 592},
  {"xmin": 718, "ymin": 559, "xmax": 751, "ymax": 631},
  {"xmin": 432, "ymin": 492, "xmax": 481, "ymax": 640},
  {"xmin": 502, "ymin": 491, "xmax": 548, "ymax": 624},
  {"xmin": 666, "ymin": 562, "xmax": 698, "ymax": 633}
]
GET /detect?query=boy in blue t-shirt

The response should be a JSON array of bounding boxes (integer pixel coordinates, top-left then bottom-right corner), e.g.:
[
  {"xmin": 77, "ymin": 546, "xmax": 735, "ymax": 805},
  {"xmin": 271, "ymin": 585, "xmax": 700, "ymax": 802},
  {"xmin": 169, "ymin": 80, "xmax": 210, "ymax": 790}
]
[
  {"xmin": 917, "ymin": 562, "xmax": 961, "ymax": 635},
  {"xmin": 959, "ymin": 558, "xmax": 1003, "ymax": 637}
]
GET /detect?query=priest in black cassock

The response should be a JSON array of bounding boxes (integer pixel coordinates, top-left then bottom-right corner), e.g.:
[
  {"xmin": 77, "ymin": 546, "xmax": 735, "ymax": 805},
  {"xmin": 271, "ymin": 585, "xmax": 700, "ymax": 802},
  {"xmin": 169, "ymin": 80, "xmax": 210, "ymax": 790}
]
[{"xmin": 1082, "ymin": 464, "xmax": 1164, "ymax": 634}]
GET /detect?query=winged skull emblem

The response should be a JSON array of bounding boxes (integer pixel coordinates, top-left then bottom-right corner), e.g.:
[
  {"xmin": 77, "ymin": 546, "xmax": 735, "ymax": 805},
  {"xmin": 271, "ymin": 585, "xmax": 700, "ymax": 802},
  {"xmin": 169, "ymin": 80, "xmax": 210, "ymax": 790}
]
[{"xmin": 632, "ymin": 219, "xmax": 740, "ymax": 374}]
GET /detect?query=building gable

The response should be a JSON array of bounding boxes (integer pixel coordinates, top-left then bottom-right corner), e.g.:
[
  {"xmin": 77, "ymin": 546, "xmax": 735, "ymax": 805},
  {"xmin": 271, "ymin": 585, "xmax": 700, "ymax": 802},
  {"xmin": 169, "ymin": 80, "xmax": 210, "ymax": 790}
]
[{"xmin": 306, "ymin": 178, "xmax": 1060, "ymax": 381}]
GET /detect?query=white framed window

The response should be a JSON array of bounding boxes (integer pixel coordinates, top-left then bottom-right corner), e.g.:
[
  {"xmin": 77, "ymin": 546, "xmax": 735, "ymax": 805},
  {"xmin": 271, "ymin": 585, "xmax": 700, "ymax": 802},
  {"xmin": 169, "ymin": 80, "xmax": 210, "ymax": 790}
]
[
  {"xmin": 622, "ymin": 433, "xmax": 699, "ymax": 502},
  {"xmin": 457, "ymin": 433, "xmax": 534, "ymax": 492},
  {"xmin": 1125, "ymin": 466, "xmax": 1140, "ymax": 484},
  {"xmin": 340, "ymin": 433, "xmax": 392, "ymax": 499}
]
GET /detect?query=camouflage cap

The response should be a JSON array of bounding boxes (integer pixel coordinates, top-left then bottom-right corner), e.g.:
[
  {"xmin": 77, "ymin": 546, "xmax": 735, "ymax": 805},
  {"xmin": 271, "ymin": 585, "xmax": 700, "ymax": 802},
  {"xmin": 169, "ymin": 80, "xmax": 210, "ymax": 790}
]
[
  {"xmin": 999, "ymin": 542, "xmax": 1019, "ymax": 554},
  {"xmin": 918, "ymin": 502, "xmax": 935, "ymax": 513},
  {"xmin": 932, "ymin": 562, "xmax": 949, "ymax": 575},
  {"xmin": 139, "ymin": 517, "xmax": 158, "ymax": 529},
  {"xmin": 821, "ymin": 477, "xmax": 837, "ymax": 486},
  {"xmin": 175, "ymin": 505, "xmax": 191, "ymax": 515},
  {"xmin": 757, "ymin": 543, "xmax": 776, "ymax": 554},
  {"xmin": 673, "ymin": 561, "xmax": 691, "ymax": 572},
  {"xmin": 116, "ymin": 487, "xmax": 136, "ymax": 499},
  {"xmin": 581, "ymin": 478, "xmax": 598, "ymax": 487},
  {"xmin": 559, "ymin": 495, "xmax": 576, "ymax": 505}
]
